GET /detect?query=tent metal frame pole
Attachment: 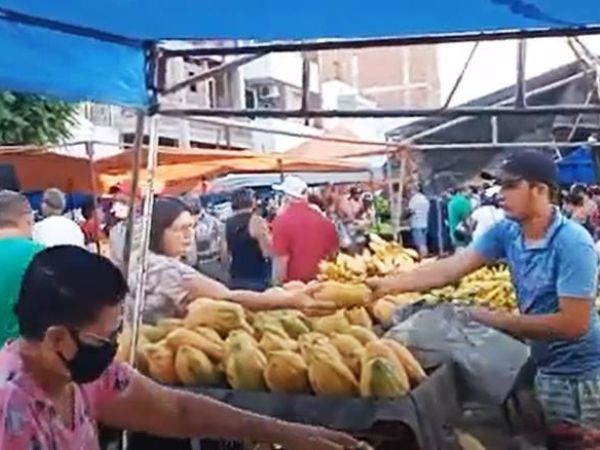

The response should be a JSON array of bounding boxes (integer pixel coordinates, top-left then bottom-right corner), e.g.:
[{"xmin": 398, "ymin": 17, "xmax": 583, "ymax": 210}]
[
  {"xmin": 410, "ymin": 141, "xmax": 599, "ymax": 151},
  {"xmin": 515, "ymin": 39, "xmax": 527, "ymax": 108},
  {"xmin": 128, "ymin": 113, "xmax": 159, "ymax": 366},
  {"xmin": 490, "ymin": 116, "xmax": 499, "ymax": 144},
  {"xmin": 156, "ymin": 104, "xmax": 600, "ymax": 119},
  {"xmin": 442, "ymin": 41, "xmax": 479, "ymax": 109},
  {"xmin": 122, "ymin": 110, "xmax": 145, "ymax": 278},
  {"xmin": 161, "ymin": 26, "xmax": 600, "ymax": 58},
  {"xmin": 388, "ymin": 69, "xmax": 593, "ymax": 142},
  {"xmin": 84, "ymin": 141, "xmax": 101, "ymax": 254},
  {"xmin": 161, "ymin": 52, "xmax": 266, "ymax": 95}
]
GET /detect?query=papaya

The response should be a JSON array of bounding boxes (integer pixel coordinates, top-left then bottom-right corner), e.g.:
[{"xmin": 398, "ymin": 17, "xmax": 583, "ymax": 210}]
[
  {"xmin": 225, "ymin": 345, "xmax": 267, "ymax": 391},
  {"xmin": 185, "ymin": 299, "xmax": 253, "ymax": 337},
  {"xmin": 360, "ymin": 357, "xmax": 409, "ymax": 398},
  {"xmin": 313, "ymin": 281, "xmax": 371, "ymax": 308},
  {"xmin": 165, "ymin": 328, "xmax": 224, "ymax": 362},
  {"xmin": 330, "ymin": 333, "xmax": 365, "ymax": 378},
  {"xmin": 175, "ymin": 346, "xmax": 219, "ymax": 386},
  {"xmin": 345, "ymin": 307, "xmax": 373, "ymax": 329},
  {"xmin": 307, "ymin": 346, "xmax": 359, "ymax": 396},
  {"xmin": 258, "ymin": 331, "xmax": 298, "ymax": 355},
  {"xmin": 346, "ymin": 326, "xmax": 378, "ymax": 345},
  {"xmin": 264, "ymin": 350, "xmax": 310, "ymax": 394},
  {"xmin": 312, "ymin": 310, "xmax": 351, "ymax": 335},
  {"xmin": 381, "ymin": 339, "xmax": 427, "ymax": 386},
  {"xmin": 143, "ymin": 343, "xmax": 178, "ymax": 384}
]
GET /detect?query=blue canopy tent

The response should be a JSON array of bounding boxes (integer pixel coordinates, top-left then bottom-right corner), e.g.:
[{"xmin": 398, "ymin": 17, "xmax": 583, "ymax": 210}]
[
  {"xmin": 557, "ymin": 146, "xmax": 598, "ymax": 185},
  {"xmin": 1, "ymin": 1, "xmax": 600, "ymax": 108}
]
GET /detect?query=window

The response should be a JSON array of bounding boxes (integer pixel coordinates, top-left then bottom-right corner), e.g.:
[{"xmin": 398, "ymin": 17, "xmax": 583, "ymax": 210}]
[
  {"xmin": 245, "ymin": 89, "xmax": 257, "ymax": 109},
  {"xmin": 188, "ymin": 71, "xmax": 197, "ymax": 93}
]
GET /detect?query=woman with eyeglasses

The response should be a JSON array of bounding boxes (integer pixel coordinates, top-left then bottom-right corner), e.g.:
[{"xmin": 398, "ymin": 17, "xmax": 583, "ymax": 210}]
[
  {"xmin": 0, "ymin": 246, "xmax": 359, "ymax": 450},
  {"xmin": 127, "ymin": 197, "xmax": 335, "ymax": 325}
]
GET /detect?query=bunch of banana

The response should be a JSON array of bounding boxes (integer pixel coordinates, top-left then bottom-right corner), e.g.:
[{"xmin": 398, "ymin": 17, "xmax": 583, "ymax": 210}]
[
  {"xmin": 318, "ymin": 234, "xmax": 419, "ymax": 283},
  {"xmin": 423, "ymin": 266, "xmax": 517, "ymax": 311}
]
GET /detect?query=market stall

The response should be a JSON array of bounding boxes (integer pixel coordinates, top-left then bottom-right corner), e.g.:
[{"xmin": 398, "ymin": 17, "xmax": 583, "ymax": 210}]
[{"xmin": 2, "ymin": 3, "xmax": 600, "ymax": 450}]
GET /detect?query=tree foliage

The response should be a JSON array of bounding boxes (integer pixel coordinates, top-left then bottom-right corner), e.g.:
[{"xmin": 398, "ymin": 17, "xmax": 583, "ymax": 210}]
[{"xmin": 0, "ymin": 92, "xmax": 77, "ymax": 146}]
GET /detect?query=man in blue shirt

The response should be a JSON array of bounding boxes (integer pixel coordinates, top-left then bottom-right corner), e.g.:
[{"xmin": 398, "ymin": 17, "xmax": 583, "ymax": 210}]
[{"xmin": 369, "ymin": 151, "xmax": 600, "ymax": 446}]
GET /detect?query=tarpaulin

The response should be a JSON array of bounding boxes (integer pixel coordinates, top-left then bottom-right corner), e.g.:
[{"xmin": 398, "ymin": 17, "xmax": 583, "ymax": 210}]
[
  {"xmin": 0, "ymin": 147, "xmax": 365, "ymax": 194},
  {"xmin": 0, "ymin": 1, "xmax": 600, "ymax": 107},
  {"xmin": 0, "ymin": 150, "xmax": 94, "ymax": 192},
  {"xmin": 100, "ymin": 156, "xmax": 365, "ymax": 195}
]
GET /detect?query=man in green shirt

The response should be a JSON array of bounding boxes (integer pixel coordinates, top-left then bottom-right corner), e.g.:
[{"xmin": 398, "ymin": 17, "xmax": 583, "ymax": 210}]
[
  {"xmin": 447, "ymin": 187, "xmax": 472, "ymax": 248},
  {"xmin": 0, "ymin": 190, "xmax": 44, "ymax": 345}
]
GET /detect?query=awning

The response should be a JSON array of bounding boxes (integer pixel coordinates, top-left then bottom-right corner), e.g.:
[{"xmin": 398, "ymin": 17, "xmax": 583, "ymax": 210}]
[
  {"xmin": 100, "ymin": 156, "xmax": 366, "ymax": 195},
  {"xmin": 1, "ymin": 1, "xmax": 599, "ymax": 107},
  {"xmin": 0, "ymin": 147, "xmax": 365, "ymax": 194}
]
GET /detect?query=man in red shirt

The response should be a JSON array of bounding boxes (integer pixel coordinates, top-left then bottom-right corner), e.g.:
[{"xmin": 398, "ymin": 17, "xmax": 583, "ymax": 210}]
[{"xmin": 272, "ymin": 176, "xmax": 339, "ymax": 283}]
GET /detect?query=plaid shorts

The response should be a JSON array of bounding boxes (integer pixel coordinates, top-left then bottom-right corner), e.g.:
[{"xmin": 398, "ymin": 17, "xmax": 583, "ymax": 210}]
[{"xmin": 535, "ymin": 372, "xmax": 600, "ymax": 449}]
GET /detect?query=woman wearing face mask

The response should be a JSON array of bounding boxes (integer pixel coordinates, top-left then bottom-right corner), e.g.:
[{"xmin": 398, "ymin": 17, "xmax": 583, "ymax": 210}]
[
  {"xmin": 0, "ymin": 246, "xmax": 359, "ymax": 450},
  {"xmin": 128, "ymin": 197, "xmax": 336, "ymax": 324},
  {"xmin": 108, "ymin": 181, "xmax": 141, "ymax": 270}
]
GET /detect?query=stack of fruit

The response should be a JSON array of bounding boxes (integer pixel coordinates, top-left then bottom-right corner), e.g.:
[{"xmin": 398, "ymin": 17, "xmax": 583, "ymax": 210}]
[
  {"xmin": 117, "ymin": 297, "xmax": 427, "ymax": 398},
  {"xmin": 318, "ymin": 234, "xmax": 419, "ymax": 283},
  {"xmin": 422, "ymin": 266, "xmax": 517, "ymax": 311}
]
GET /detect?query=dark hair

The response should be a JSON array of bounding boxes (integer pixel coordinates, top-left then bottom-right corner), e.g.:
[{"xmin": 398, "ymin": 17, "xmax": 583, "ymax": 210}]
[
  {"xmin": 150, "ymin": 197, "xmax": 190, "ymax": 254},
  {"xmin": 231, "ymin": 188, "xmax": 255, "ymax": 212},
  {"xmin": 16, "ymin": 246, "xmax": 128, "ymax": 340},
  {"xmin": 565, "ymin": 193, "xmax": 584, "ymax": 207},
  {"xmin": 0, "ymin": 190, "xmax": 31, "ymax": 228},
  {"xmin": 308, "ymin": 194, "xmax": 325, "ymax": 212},
  {"xmin": 81, "ymin": 201, "xmax": 97, "ymax": 220}
]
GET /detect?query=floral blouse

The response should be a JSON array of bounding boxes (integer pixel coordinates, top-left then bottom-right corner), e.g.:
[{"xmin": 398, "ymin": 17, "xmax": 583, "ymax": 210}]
[
  {"xmin": 127, "ymin": 252, "xmax": 199, "ymax": 324},
  {"xmin": 0, "ymin": 342, "xmax": 133, "ymax": 450}
]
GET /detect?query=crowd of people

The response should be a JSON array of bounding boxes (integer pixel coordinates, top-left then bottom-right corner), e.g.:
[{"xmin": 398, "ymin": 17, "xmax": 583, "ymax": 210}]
[
  {"xmin": 4, "ymin": 152, "xmax": 600, "ymax": 448},
  {"xmin": 0, "ymin": 178, "xmax": 376, "ymax": 449}
]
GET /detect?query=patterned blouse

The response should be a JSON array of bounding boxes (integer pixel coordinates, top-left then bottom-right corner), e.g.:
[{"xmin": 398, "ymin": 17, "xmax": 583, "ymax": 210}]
[
  {"xmin": 127, "ymin": 252, "xmax": 199, "ymax": 324},
  {"xmin": 0, "ymin": 342, "xmax": 133, "ymax": 450}
]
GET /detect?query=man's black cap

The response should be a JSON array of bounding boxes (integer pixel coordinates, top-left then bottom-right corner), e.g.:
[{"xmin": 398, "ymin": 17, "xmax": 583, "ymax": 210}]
[{"xmin": 481, "ymin": 150, "xmax": 558, "ymax": 188}]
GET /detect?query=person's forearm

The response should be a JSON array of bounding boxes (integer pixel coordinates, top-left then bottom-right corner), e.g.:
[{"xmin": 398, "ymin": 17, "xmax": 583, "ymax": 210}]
[
  {"xmin": 272, "ymin": 257, "xmax": 288, "ymax": 286},
  {"xmin": 171, "ymin": 390, "xmax": 303, "ymax": 441},
  {"xmin": 381, "ymin": 256, "xmax": 464, "ymax": 293},
  {"xmin": 475, "ymin": 310, "xmax": 586, "ymax": 340},
  {"xmin": 228, "ymin": 289, "xmax": 295, "ymax": 311}
]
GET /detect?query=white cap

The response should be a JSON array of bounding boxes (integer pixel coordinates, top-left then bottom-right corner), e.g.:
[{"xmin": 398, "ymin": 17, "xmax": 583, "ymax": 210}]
[{"xmin": 272, "ymin": 176, "xmax": 308, "ymax": 199}]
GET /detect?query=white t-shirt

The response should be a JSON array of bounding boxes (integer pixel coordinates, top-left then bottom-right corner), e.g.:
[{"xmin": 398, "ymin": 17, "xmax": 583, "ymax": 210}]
[
  {"xmin": 33, "ymin": 216, "xmax": 85, "ymax": 248},
  {"xmin": 471, "ymin": 205, "xmax": 505, "ymax": 241},
  {"xmin": 408, "ymin": 193, "xmax": 430, "ymax": 229}
]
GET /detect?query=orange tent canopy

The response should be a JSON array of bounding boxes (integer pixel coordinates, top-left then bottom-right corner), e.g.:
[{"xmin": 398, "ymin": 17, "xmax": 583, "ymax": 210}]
[
  {"xmin": 0, "ymin": 150, "xmax": 94, "ymax": 192},
  {"xmin": 0, "ymin": 146, "xmax": 366, "ymax": 195},
  {"xmin": 100, "ymin": 155, "xmax": 365, "ymax": 195},
  {"xmin": 95, "ymin": 147, "xmax": 256, "ymax": 175}
]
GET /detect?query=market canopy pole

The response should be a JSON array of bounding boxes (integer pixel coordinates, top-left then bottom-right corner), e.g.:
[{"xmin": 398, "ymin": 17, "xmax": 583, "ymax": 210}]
[
  {"xmin": 157, "ymin": 104, "xmax": 600, "ymax": 119},
  {"xmin": 122, "ymin": 111, "xmax": 145, "ymax": 278},
  {"xmin": 515, "ymin": 39, "xmax": 528, "ymax": 108},
  {"xmin": 161, "ymin": 26, "xmax": 600, "ymax": 59}
]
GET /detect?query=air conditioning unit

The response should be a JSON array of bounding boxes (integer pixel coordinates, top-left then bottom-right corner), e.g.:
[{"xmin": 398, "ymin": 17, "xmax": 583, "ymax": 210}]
[{"xmin": 257, "ymin": 84, "xmax": 280, "ymax": 99}]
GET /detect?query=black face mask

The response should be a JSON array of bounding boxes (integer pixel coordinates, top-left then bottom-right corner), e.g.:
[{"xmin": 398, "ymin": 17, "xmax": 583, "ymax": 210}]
[{"xmin": 60, "ymin": 330, "xmax": 118, "ymax": 384}]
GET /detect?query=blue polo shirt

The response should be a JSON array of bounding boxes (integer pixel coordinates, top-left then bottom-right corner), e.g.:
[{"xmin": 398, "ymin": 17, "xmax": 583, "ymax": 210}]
[{"xmin": 473, "ymin": 209, "xmax": 600, "ymax": 377}]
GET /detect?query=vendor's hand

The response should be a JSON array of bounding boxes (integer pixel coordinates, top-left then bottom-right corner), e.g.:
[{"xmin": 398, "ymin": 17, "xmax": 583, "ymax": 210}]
[
  {"xmin": 285, "ymin": 284, "xmax": 337, "ymax": 317},
  {"xmin": 468, "ymin": 306, "xmax": 495, "ymax": 326},
  {"xmin": 365, "ymin": 276, "xmax": 396, "ymax": 300},
  {"xmin": 279, "ymin": 423, "xmax": 364, "ymax": 450}
]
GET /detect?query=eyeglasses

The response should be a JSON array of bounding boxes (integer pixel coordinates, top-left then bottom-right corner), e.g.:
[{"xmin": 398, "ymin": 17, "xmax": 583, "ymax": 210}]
[{"xmin": 75, "ymin": 322, "xmax": 123, "ymax": 347}]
